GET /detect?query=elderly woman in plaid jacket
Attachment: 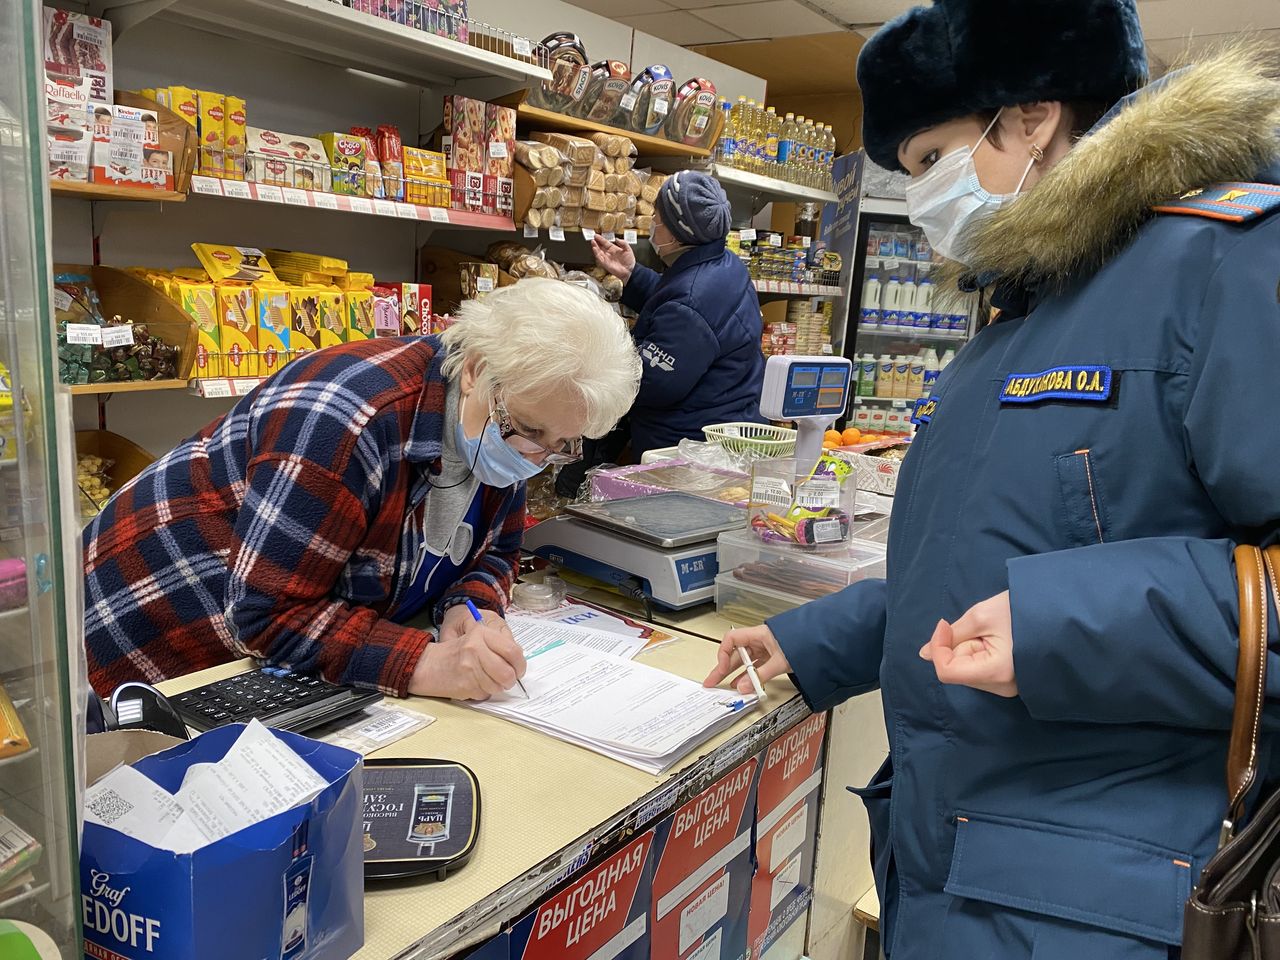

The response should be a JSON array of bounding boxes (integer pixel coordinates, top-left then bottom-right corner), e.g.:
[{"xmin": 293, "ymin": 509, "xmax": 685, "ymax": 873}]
[{"xmin": 84, "ymin": 279, "xmax": 641, "ymax": 702}]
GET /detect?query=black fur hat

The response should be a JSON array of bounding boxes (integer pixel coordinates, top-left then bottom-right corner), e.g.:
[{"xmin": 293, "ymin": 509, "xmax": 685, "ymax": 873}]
[{"xmin": 858, "ymin": 0, "xmax": 1148, "ymax": 171}]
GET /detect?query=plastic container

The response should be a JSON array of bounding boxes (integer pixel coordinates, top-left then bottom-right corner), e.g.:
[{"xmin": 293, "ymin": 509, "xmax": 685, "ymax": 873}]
[
  {"xmin": 748, "ymin": 456, "xmax": 857, "ymax": 548},
  {"xmin": 717, "ymin": 527, "xmax": 886, "ymax": 600},
  {"xmin": 715, "ymin": 571, "xmax": 802, "ymax": 624}
]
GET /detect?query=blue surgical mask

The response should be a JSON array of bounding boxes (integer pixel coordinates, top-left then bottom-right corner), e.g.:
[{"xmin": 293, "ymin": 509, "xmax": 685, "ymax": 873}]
[
  {"xmin": 455, "ymin": 393, "xmax": 545, "ymax": 487},
  {"xmin": 904, "ymin": 109, "xmax": 1036, "ymax": 265}
]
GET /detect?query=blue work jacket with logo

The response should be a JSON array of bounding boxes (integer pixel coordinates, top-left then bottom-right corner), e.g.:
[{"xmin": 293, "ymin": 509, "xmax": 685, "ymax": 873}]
[
  {"xmin": 768, "ymin": 52, "xmax": 1280, "ymax": 960},
  {"xmin": 621, "ymin": 239, "xmax": 765, "ymax": 456}
]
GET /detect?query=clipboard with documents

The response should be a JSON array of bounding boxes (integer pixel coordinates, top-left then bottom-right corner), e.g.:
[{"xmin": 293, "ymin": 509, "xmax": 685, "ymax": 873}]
[{"xmin": 469, "ymin": 619, "xmax": 756, "ymax": 775}]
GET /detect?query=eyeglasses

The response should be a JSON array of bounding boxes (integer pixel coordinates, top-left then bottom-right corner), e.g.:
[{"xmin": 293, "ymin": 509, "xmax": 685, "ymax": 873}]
[{"xmin": 490, "ymin": 393, "xmax": 583, "ymax": 465}]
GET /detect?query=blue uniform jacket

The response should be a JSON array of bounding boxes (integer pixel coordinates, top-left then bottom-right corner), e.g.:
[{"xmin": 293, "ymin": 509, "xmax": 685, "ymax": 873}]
[
  {"xmin": 768, "ymin": 51, "xmax": 1280, "ymax": 959},
  {"xmin": 621, "ymin": 239, "xmax": 764, "ymax": 456}
]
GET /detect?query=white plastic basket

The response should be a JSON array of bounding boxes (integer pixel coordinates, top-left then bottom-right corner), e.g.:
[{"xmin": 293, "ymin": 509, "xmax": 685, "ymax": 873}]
[{"xmin": 703, "ymin": 422, "xmax": 797, "ymax": 458}]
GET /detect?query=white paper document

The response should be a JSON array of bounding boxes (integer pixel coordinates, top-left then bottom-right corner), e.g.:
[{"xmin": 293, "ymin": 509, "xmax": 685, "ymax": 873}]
[
  {"xmin": 509, "ymin": 615, "xmax": 649, "ymax": 661},
  {"xmin": 83, "ymin": 720, "xmax": 328, "ymax": 853},
  {"xmin": 469, "ymin": 642, "xmax": 754, "ymax": 774}
]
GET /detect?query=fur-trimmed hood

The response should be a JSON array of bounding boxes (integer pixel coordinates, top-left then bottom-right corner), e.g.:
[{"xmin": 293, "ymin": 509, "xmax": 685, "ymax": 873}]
[{"xmin": 956, "ymin": 43, "xmax": 1280, "ymax": 290}]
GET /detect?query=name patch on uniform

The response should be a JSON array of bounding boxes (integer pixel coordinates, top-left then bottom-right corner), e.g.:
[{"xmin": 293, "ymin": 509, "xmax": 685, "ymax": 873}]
[
  {"xmin": 911, "ymin": 396, "xmax": 938, "ymax": 424},
  {"xmin": 1000, "ymin": 365, "xmax": 1112, "ymax": 404}
]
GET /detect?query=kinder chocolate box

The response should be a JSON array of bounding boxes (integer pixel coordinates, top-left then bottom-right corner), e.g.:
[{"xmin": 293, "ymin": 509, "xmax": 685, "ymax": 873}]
[
  {"xmin": 246, "ymin": 128, "xmax": 331, "ymax": 193},
  {"xmin": 319, "ymin": 132, "xmax": 367, "ymax": 196},
  {"xmin": 217, "ymin": 285, "xmax": 259, "ymax": 378},
  {"xmin": 92, "ymin": 106, "xmax": 172, "ymax": 191},
  {"xmin": 43, "ymin": 9, "xmax": 112, "ymax": 105}
]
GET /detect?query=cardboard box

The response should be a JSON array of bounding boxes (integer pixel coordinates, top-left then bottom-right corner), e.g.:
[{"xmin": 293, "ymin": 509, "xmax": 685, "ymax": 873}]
[
  {"xmin": 224, "ymin": 96, "xmax": 247, "ymax": 180},
  {"xmin": 316, "ymin": 288, "xmax": 346, "ymax": 348},
  {"xmin": 651, "ymin": 757, "xmax": 758, "ymax": 960},
  {"xmin": 372, "ymin": 285, "xmax": 401, "ymax": 338},
  {"xmin": 449, "ymin": 168, "xmax": 485, "ymax": 212},
  {"xmin": 443, "ymin": 95, "xmax": 487, "ymax": 210},
  {"xmin": 289, "ymin": 287, "xmax": 323, "ymax": 359},
  {"xmin": 748, "ymin": 713, "xmax": 828, "ymax": 958},
  {"xmin": 43, "ymin": 9, "xmax": 112, "ymax": 105},
  {"xmin": 255, "ymin": 283, "xmax": 291, "ymax": 373},
  {"xmin": 319, "ymin": 132, "xmax": 367, "ymax": 196},
  {"xmin": 174, "ymin": 280, "xmax": 222, "ymax": 379},
  {"xmin": 81, "ymin": 727, "xmax": 363, "ymax": 960},
  {"xmin": 46, "ymin": 74, "xmax": 92, "ymax": 182},
  {"xmin": 196, "ymin": 91, "xmax": 225, "ymax": 177},
  {"xmin": 217, "ymin": 285, "xmax": 259, "ymax": 378},
  {"xmin": 92, "ymin": 106, "xmax": 172, "ymax": 191},
  {"xmin": 511, "ymin": 830, "xmax": 653, "ymax": 960},
  {"xmin": 344, "ymin": 290, "xmax": 374, "ymax": 343},
  {"xmin": 399, "ymin": 283, "xmax": 433, "ymax": 337},
  {"xmin": 246, "ymin": 128, "xmax": 331, "ymax": 193}
]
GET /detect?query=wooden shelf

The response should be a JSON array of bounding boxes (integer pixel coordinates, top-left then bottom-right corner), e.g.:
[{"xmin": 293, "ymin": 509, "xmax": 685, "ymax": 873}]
[
  {"xmin": 516, "ymin": 104, "xmax": 711, "ymax": 160},
  {"xmin": 50, "ymin": 180, "xmax": 186, "ymax": 203},
  {"xmin": 69, "ymin": 380, "xmax": 190, "ymax": 396}
]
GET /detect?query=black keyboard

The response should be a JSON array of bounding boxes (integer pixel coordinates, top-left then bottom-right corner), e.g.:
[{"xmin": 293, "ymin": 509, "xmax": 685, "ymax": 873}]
[{"xmin": 172, "ymin": 666, "xmax": 383, "ymax": 734}]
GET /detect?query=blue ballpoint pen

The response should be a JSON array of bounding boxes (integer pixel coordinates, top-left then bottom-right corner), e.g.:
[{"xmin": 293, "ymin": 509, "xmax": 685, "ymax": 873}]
[{"xmin": 464, "ymin": 599, "xmax": 529, "ymax": 698}]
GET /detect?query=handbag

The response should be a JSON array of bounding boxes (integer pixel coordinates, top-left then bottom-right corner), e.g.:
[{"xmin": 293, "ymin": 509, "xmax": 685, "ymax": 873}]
[{"xmin": 1183, "ymin": 545, "xmax": 1280, "ymax": 958}]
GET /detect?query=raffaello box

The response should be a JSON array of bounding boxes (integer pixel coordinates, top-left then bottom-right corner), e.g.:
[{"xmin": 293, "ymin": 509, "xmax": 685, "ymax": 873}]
[
  {"xmin": 46, "ymin": 73, "xmax": 93, "ymax": 182},
  {"xmin": 43, "ymin": 8, "xmax": 112, "ymax": 105}
]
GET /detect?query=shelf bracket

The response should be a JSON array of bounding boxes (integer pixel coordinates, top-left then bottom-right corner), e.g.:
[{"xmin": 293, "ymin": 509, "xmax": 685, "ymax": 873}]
[{"xmin": 90, "ymin": 0, "xmax": 178, "ymax": 39}]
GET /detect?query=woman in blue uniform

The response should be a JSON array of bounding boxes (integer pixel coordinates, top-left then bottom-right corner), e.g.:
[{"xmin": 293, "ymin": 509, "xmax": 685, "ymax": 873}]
[{"xmin": 705, "ymin": 3, "xmax": 1280, "ymax": 957}]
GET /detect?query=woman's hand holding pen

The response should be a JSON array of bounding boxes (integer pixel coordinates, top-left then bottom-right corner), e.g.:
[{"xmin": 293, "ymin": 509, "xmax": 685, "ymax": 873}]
[
  {"xmin": 704, "ymin": 625, "xmax": 791, "ymax": 695},
  {"xmin": 409, "ymin": 603, "xmax": 527, "ymax": 701}
]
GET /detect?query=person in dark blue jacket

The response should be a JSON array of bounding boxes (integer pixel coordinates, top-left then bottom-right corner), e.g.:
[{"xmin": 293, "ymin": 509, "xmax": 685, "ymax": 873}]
[
  {"xmin": 705, "ymin": 2, "xmax": 1280, "ymax": 957},
  {"xmin": 592, "ymin": 170, "xmax": 765, "ymax": 457}
]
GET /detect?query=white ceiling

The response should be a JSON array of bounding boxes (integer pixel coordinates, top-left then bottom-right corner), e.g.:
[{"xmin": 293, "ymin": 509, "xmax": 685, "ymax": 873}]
[{"xmin": 564, "ymin": 0, "xmax": 1280, "ymax": 61}]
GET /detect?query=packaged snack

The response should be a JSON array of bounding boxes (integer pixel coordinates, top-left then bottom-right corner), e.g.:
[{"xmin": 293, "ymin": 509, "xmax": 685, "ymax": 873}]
[
  {"xmin": 337, "ymin": 272, "xmax": 375, "ymax": 291},
  {"xmin": 399, "ymin": 283, "xmax": 433, "ymax": 336},
  {"xmin": 319, "ymin": 132, "xmax": 367, "ymax": 196},
  {"xmin": 246, "ymin": 128, "xmax": 332, "ymax": 192},
  {"xmin": 579, "ymin": 61, "xmax": 632, "ymax": 124},
  {"xmin": 217, "ymin": 284, "xmax": 259, "ymax": 378},
  {"xmin": 443, "ymin": 96, "xmax": 487, "ymax": 211},
  {"xmin": 402, "ymin": 146, "xmax": 446, "ymax": 182},
  {"xmin": 459, "ymin": 263, "xmax": 498, "ymax": 301},
  {"xmin": 485, "ymin": 104, "xmax": 515, "ymax": 216},
  {"xmin": 627, "ymin": 65, "xmax": 675, "ymax": 136},
  {"xmin": 224, "ymin": 96, "xmax": 247, "ymax": 180},
  {"xmin": 43, "ymin": 9, "xmax": 112, "ymax": 105},
  {"xmin": 345, "ymin": 290, "xmax": 375, "ymax": 343},
  {"xmin": 192, "ymin": 244, "xmax": 278, "ymax": 284},
  {"xmin": 289, "ymin": 287, "xmax": 323, "ymax": 358},
  {"xmin": 46, "ymin": 74, "xmax": 93, "ymax": 182},
  {"xmin": 531, "ymin": 132, "xmax": 595, "ymax": 165},
  {"xmin": 254, "ymin": 282, "xmax": 291, "ymax": 373},
  {"xmin": 316, "ymin": 288, "xmax": 346, "ymax": 348},
  {"xmin": 372, "ymin": 285, "xmax": 401, "ymax": 338},
  {"xmin": 666, "ymin": 78, "xmax": 718, "ymax": 146},
  {"xmin": 349, "ymin": 128, "xmax": 385, "ymax": 199},
  {"xmin": 376, "ymin": 125, "xmax": 404, "ymax": 201},
  {"xmin": 197, "ymin": 91, "xmax": 226, "ymax": 177},
  {"xmin": 513, "ymin": 141, "xmax": 560, "ymax": 170},
  {"xmin": 92, "ymin": 106, "xmax": 172, "ymax": 190},
  {"xmin": 532, "ymin": 32, "xmax": 590, "ymax": 112},
  {"xmin": 175, "ymin": 280, "xmax": 222, "ymax": 379},
  {"xmin": 264, "ymin": 249, "xmax": 347, "ymax": 277},
  {"xmin": 165, "ymin": 86, "xmax": 200, "ymax": 129}
]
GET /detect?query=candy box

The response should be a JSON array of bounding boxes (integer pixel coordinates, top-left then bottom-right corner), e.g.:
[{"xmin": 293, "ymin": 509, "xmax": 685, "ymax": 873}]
[
  {"xmin": 402, "ymin": 147, "xmax": 449, "ymax": 207},
  {"xmin": 192, "ymin": 244, "xmax": 277, "ymax": 284},
  {"xmin": 224, "ymin": 96, "xmax": 247, "ymax": 180},
  {"xmin": 372, "ymin": 285, "xmax": 401, "ymax": 338},
  {"xmin": 92, "ymin": 106, "xmax": 171, "ymax": 191},
  {"xmin": 319, "ymin": 132, "xmax": 367, "ymax": 196},
  {"xmin": 289, "ymin": 287, "xmax": 323, "ymax": 359},
  {"xmin": 196, "ymin": 91, "xmax": 225, "ymax": 177},
  {"xmin": 255, "ymin": 282, "xmax": 292, "ymax": 373},
  {"xmin": 43, "ymin": 9, "xmax": 112, "ymax": 105},
  {"xmin": 246, "ymin": 128, "xmax": 331, "ymax": 193},
  {"xmin": 344, "ymin": 290, "xmax": 374, "ymax": 343},
  {"xmin": 217, "ymin": 285, "xmax": 259, "ymax": 378},
  {"xmin": 315, "ymin": 289, "xmax": 346, "ymax": 349},
  {"xmin": 162, "ymin": 86, "xmax": 200, "ymax": 129},
  {"xmin": 459, "ymin": 262, "xmax": 497, "ymax": 301},
  {"xmin": 46, "ymin": 74, "xmax": 93, "ymax": 182},
  {"xmin": 399, "ymin": 284, "xmax": 433, "ymax": 337},
  {"xmin": 174, "ymin": 280, "xmax": 222, "ymax": 379}
]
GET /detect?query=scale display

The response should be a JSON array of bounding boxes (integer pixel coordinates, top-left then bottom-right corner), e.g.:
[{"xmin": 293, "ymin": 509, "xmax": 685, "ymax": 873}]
[
  {"xmin": 760, "ymin": 356, "xmax": 853, "ymax": 421},
  {"xmin": 565, "ymin": 492, "xmax": 746, "ymax": 548}
]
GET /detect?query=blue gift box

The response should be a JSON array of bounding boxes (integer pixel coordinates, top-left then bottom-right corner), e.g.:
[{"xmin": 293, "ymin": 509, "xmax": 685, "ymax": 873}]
[{"xmin": 81, "ymin": 725, "xmax": 364, "ymax": 960}]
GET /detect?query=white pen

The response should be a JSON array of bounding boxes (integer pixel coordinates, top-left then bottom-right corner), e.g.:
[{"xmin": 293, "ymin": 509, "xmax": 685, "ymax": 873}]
[{"xmin": 738, "ymin": 647, "xmax": 768, "ymax": 704}]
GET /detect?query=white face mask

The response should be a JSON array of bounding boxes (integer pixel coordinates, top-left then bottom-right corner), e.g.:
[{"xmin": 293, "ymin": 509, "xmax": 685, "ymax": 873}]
[{"xmin": 904, "ymin": 110, "xmax": 1036, "ymax": 265}]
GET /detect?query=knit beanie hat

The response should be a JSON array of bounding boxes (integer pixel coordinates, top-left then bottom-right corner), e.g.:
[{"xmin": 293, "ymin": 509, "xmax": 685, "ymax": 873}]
[
  {"xmin": 858, "ymin": 0, "xmax": 1148, "ymax": 172},
  {"xmin": 656, "ymin": 171, "xmax": 732, "ymax": 245}
]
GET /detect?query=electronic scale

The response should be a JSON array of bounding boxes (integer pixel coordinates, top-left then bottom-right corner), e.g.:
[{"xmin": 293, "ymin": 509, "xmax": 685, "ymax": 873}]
[
  {"xmin": 522, "ymin": 492, "xmax": 746, "ymax": 610},
  {"xmin": 759, "ymin": 355, "xmax": 853, "ymax": 475}
]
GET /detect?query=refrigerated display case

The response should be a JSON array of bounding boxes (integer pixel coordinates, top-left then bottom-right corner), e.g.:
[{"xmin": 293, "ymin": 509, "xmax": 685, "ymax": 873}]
[
  {"xmin": 0, "ymin": 2, "xmax": 87, "ymax": 957},
  {"xmin": 840, "ymin": 196, "xmax": 980, "ymax": 434}
]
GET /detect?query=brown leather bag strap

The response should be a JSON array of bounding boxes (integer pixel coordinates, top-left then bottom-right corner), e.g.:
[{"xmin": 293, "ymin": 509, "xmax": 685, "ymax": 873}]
[{"xmin": 1226, "ymin": 545, "xmax": 1268, "ymax": 838}]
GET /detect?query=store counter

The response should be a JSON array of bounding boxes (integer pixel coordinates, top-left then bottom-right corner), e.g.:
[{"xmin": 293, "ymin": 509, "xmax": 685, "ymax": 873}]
[{"xmin": 158, "ymin": 630, "xmax": 809, "ymax": 960}]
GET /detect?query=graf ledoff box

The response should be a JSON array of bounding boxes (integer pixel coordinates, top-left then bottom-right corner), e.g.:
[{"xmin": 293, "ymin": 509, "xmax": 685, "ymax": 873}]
[{"xmin": 80, "ymin": 725, "xmax": 363, "ymax": 960}]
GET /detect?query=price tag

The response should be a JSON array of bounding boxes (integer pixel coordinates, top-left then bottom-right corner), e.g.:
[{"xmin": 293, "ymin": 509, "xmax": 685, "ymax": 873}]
[
  {"xmin": 191, "ymin": 176, "xmax": 224, "ymax": 196},
  {"xmin": 200, "ymin": 379, "xmax": 232, "ymax": 398},
  {"xmin": 882, "ymin": 258, "xmax": 900, "ymax": 270},
  {"xmin": 255, "ymin": 184, "xmax": 284, "ymax": 204},
  {"xmin": 619, "ymin": 92, "xmax": 637, "ymax": 112},
  {"xmin": 801, "ymin": 236, "xmax": 812, "ymax": 248},
  {"xmin": 549, "ymin": 225, "xmax": 565, "ymax": 241},
  {"xmin": 374, "ymin": 200, "xmax": 398, "ymax": 217},
  {"xmin": 523, "ymin": 223, "xmax": 539, "ymax": 238},
  {"xmin": 349, "ymin": 197, "xmax": 373, "ymax": 214},
  {"xmin": 427, "ymin": 206, "xmax": 449, "ymax": 223},
  {"xmin": 222, "ymin": 180, "xmax": 252, "ymax": 200},
  {"xmin": 623, "ymin": 229, "xmax": 638, "ymax": 245},
  {"xmin": 101, "ymin": 326, "xmax": 135, "ymax": 348},
  {"xmin": 750, "ymin": 476, "xmax": 793, "ymax": 508},
  {"xmin": 513, "ymin": 37, "xmax": 534, "ymax": 57},
  {"xmin": 477, "ymin": 277, "xmax": 496, "ymax": 293},
  {"xmin": 581, "ymin": 227, "xmax": 596, "ymax": 241},
  {"xmin": 821, "ymin": 343, "xmax": 834, "ymax": 355},
  {"xmin": 488, "ymin": 141, "xmax": 509, "ymax": 159},
  {"xmin": 739, "ymin": 227, "xmax": 757, "ymax": 242},
  {"xmin": 653, "ymin": 98, "xmax": 669, "ymax": 117},
  {"xmin": 53, "ymin": 289, "xmax": 72, "ymax": 312},
  {"xmin": 232, "ymin": 378, "xmax": 258, "ymax": 396},
  {"xmin": 66, "ymin": 323, "xmax": 102, "ymax": 345},
  {"xmin": 281, "ymin": 187, "xmax": 309, "ymax": 206},
  {"xmin": 394, "ymin": 203, "xmax": 419, "ymax": 219},
  {"xmin": 312, "ymin": 192, "xmax": 339, "ymax": 210},
  {"xmin": 796, "ymin": 477, "xmax": 842, "ymax": 509},
  {"xmin": 768, "ymin": 233, "xmax": 782, "ymax": 247},
  {"xmin": 604, "ymin": 231, "xmax": 616, "ymax": 242}
]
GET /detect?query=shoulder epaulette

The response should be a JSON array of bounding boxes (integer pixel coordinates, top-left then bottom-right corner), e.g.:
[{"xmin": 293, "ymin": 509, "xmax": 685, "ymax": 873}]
[{"xmin": 1152, "ymin": 182, "xmax": 1280, "ymax": 223}]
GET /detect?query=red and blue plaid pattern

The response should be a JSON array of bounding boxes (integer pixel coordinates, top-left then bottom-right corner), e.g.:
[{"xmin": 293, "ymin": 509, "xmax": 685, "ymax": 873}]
[{"xmin": 83, "ymin": 336, "xmax": 525, "ymax": 697}]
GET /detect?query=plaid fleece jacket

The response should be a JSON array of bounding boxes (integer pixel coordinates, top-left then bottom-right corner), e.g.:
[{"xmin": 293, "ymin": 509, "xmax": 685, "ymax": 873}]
[{"xmin": 83, "ymin": 336, "xmax": 525, "ymax": 697}]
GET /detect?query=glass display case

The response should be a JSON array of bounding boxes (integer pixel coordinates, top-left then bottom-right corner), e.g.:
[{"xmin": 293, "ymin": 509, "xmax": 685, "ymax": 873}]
[{"xmin": 0, "ymin": 2, "xmax": 86, "ymax": 956}]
